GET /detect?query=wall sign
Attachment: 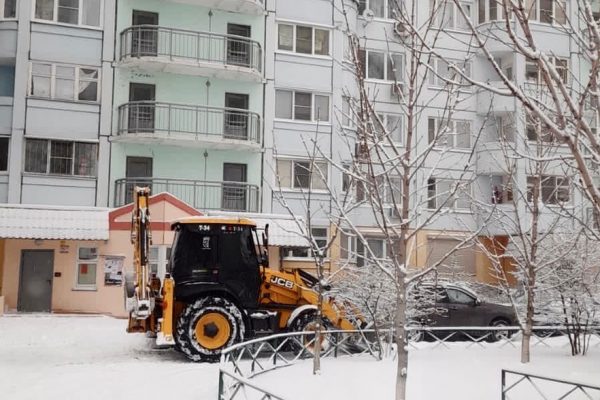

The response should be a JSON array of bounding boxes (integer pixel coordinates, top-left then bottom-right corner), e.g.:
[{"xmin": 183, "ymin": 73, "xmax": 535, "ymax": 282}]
[{"xmin": 104, "ymin": 256, "xmax": 124, "ymax": 286}]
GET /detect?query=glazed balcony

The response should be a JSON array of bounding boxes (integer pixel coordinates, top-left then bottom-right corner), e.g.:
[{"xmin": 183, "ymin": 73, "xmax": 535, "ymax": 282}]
[
  {"xmin": 119, "ymin": 26, "xmax": 262, "ymax": 82},
  {"xmin": 165, "ymin": 0, "xmax": 264, "ymax": 15},
  {"xmin": 114, "ymin": 178, "xmax": 260, "ymax": 212},
  {"xmin": 116, "ymin": 101, "xmax": 261, "ymax": 150}
]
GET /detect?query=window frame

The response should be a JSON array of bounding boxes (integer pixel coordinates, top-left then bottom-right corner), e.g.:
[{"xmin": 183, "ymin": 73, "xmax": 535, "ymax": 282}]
[
  {"xmin": 33, "ymin": 0, "xmax": 103, "ymax": 29},
  {"xmin": 282, "ymin": 227, "xmax": 329, "ymax": 260},
  {"xmin": 1, "ymin": 0, "xmax": 17, "ymax": 19},
  {"xmin": 427, "ymin": 178, "xmax": 472, "ymax": 210},
  {"xmin": 29, "ymin": 62, "xmax": 101, "ymax": 103},
  {"xmin": 0, "ymin": 136, "xmax": 8, "ymax": 173},
  {"xmin": 478, "ymin": 0, "xmax": 566, "ymax": 24},
  {"xmin": 23, "ymin": 138, "xmax": 98, "ymax": 178},
  {"xmin": 431, "ymin": 0, "xmax": 474, "ymax": 30},
  {"xmin": 274, "ymin": 89, "xmax": 331, "ymax": 123},
  {"xmin": 525, "ymin": 57, "xmax": 569, "ymax": 86},
  {"xmin": 526, "ymin": 175, "xmax": 571, "ymax": 205},
  {"xmin": 359, "ymin": 49, "xmax": 405, "ymax": 83},
  {"xmin": 276, "ymin": 158, "xmax": 329, "ymax": 191},
  {"xmin": 75, "ymin": 245, "xmax": 98, "ymax": 290},
  {"xmin": 276, "ymin": 23, "xmax": 331, "ymax": 57},
  {"xmin": 428, "ymin": 58, "xmax": 472, "ymax": 88},
  {"xmin": 357, "ymin": 0, "xmax": 397, "ymax": 20},
  {"xmin": 428, "ymin": 117, "xmax": 472, "ymax": 150}
]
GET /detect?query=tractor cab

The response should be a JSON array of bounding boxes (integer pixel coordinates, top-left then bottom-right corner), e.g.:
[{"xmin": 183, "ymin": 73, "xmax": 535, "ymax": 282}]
[{"xmin": 169, "ymin": 217, "xmax": 265, "ymax": 309}]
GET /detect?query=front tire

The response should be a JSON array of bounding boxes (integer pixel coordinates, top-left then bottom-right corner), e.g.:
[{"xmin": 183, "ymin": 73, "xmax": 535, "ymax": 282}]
[
  {"xmin": 289, "ymin": 311, "xmax": 333, "ymax": 354},
  {"xmin": 175, "ymin": 297, "xmax": 245, "ymax": 362}
]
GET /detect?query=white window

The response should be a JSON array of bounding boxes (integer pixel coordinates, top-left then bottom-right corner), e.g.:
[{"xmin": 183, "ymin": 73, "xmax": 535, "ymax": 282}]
[
  {"xmin": 525, "ymin": 57, "xmax": 568, "ymax": 85},
  {"xmin": 24, "ymin": 138, "xmax": 98, "ymax": 177},
  {"xmin": 478, "ymin": 0, "xmax": 512, "ymax": 22},
  {"xmin": 356, "ymin": 237, "xmax": 395, "ymax": 267},
  {"xmin": 587, "ymin": 207, "xmax": 600, "ymax": 231},
  {"xmin": 30, "ymin": 62, "xmax": 100, "ymax": 102},
  {"xmin": 277, "ymin": 24, "xmax": 330, "ymax": 56},
  {"xmin": 275, "ymin": 89, "xmax": 330, "ymax": 122},
  {"xmin": 149, "ymin": 246, "xmax": 171, "ymax": 279},
  {"xmin": 373, "ymin": 113, "xmax": 403, "ymax": 143},
  {"xmin": 358, "ymin": 0, "xmax": 397, "ymax": 19},
  {"xmin": 0, "ymin": 137, "xmax": 8, "ymax": 172},
  {"xmin": 491, "ymin": 115, "xmax": 515, "ymax": 142},
  {"xmin": 431, "ymin": 0, "xmax": 473, "ymax": 29},
  {"xmin": 341, "ymin": 97, "xmax": 356, "ymax": 128},
  {"xmin": 34, "ymin": 0, "xmax": 102, "ymax": 27},
  {"xmin": 76, "ymin": 246, "xmax": 98, "ymax": 289},
  {"xmin": 1, "ymin": 0, "xmax": 16, "ymax": 18},
  {"xmin": 526, "ymin": 0, "xmax": 566, "ymax": 24},
  {"xmin": 358, "ymin": 50, "xmax": 404, "ymax": 82},
  {"xmin": 428, "ymin": 117, "xmax": 471, "ymax": 149},
  {"xmin": 526, "ymin": 175, "xmax": 570, "ymax": 204},
  {"xmin": 282, "ymin": 227, "xmax": 328, "ymax": 259},
  {"xmin": 428, "ymin": 58, "xmax": 472, "ymax": 86},
  {"xmin": 427, "ymin": 178, "xmax": 471, "ymax": 210},
  {"xmin": 356, "ymin": 174, "xmax": 402, "ymax": 204},
  {"xmin": 276, "ymin": 159, "xmax": 328, "ymax": 190}
]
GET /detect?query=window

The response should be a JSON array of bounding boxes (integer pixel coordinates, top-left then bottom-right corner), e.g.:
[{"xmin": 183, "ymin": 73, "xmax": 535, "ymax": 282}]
[
  {"xmin": 0, "ymin": 137, "xmax": 8, "ymax": 171},
  {"xmin": 526, "ymin": 175, "xmax": 570, "ymax": 204},
  {"xmin": 30, "ymin": 62, "xmax": 100, "ymax": 102},
  {"xmin": 358, "ymin": 0, "xmax": 397, "ymax": 19},
  {"xmin": 24, "ymin": 139, "xmax": 98, "ymax": 177},
  {"xmin": 0, "ymin": 65, "xmax": 15, "ymax": 97},
  {"xmin": 76, "ymin": 247, "xmax": 98, "ymax": 289},
  {"xmin": 525, "ymin": 57, "xmax": 568, "ymax": 85},
  {"xmin": 373, "ymin": 113, "xmax": 403, "ymax": 143},
  {"xmin": 428, "ymin": 117, "xmax": 471, "ymax": 149},
  {"xmin": 447, "ymin": 288, "xmax": 475, "ymax": 304},
  {"xmin": 358, "ymin": 50, "xmax": 405, "ymax": 82},
  {"xmin": 427, "ymin": 178, "xmax": 471, "ymax": 210},
  {"xmin": 276, "ymin": 159, "xmax": 328, "ymax": 190},
  {"xmin": 428, "ymin": 58, "xmax": 471, "ymax": 87},
  {"xmin": 275, "ymin": 90, "xmax": 330, "ymax": 122},
  {"xmin": 2, "ymin": 0, "xmax": 16, "ymax": 18},
  {"xmin": 341, "ymin": 97, "xmax": 356, "ymax": 128},
  {"xmin": 282, "ymin": 227, "xmax": 328, "ymax": 259},
  {"xmin": 356, "ymin": 173, "xmax": 402, "ymax": 203},
  {"xmin": 490, "ymin": 115, "xmax": 515, "ymax": 142},
  {"xmin": 587, "ymin": 207, "xmax": 600, "ymax": 231},
  {"xmin": 277, "ymin": 24, "xmax": 330, "ymax": 56},
  {"xmin": 489, "ymin": 175, "xmax": 513, "ymax": 204},
  {"xmin": 526, "ymin": 115, "xmax": 555, "ymax": 142},
  {"xmin": 34, "ymin": 0, "xmax": 102, "ymax": 27},
  {"xmin": 431, "ymin": 0, "xmax": 473, "ymax": 29},
  {"xmin": 355, "ymin": 237, "xmax": 398, "ymax": 267},
  {"xmin": 149, "ymin": 246, "xmax": 171, "ymax": 279},
  {"xmin": 478, "ymin": 0, "xmax": 512, "ymax": 22}
]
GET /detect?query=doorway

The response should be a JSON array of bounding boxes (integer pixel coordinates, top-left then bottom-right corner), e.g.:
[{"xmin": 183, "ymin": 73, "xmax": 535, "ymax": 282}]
[
  {"xmin": 128, "ymin": 83, "xmax": 156, "ymax": 133},
  {"xmin": 131, "ymin": 10, "xmax": 159, "ymax": 57},
  {"xmin": 18, "ymin": 250, "xmax": 54, "ymax": 312},
  {"xmin": 125, "ymin": 156, "xmax": 153, "ymax": 204},
  {"xmin": 224, "ymin": 93, "xmax": 249, "ymax": 139},
  {"xmin": 227, "ymin": 24, "xmax": 251, "ymax": 67},
  {"xmin": 222, "ymin": 163, "xmax": 247, "ymax": 211}
]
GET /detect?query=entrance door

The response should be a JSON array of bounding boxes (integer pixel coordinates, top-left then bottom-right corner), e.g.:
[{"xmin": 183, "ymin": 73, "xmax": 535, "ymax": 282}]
[
  {"xmin": 227, "ymin": 24, "xmax": 251, "ymax": 67},
  {"xmin": 132, "ymin": 10, "xmax": 159, "ymax": 57},
  {"xmin": 224, "ymin": 93, "xmax": 249, "ymax": 140},
  {"xmin": 125, "ymin": 156, "xmax": 153, "ymax": 204},
  {"xmin": 18, "ymin": 251, "xmax": 54, "ymax": 312},
  {"xmin": 129, "ymin": 83, "xmax": 156, "ymax": 133},
  {"xmin": 222, "ymin": 163, "xmax": 247, "ymax": 211}
]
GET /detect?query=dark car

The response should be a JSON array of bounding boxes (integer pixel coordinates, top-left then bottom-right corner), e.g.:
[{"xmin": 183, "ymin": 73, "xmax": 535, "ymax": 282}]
[{"xmin": 409, "ymin": 283, "xmax": 517, "ymax": 342}]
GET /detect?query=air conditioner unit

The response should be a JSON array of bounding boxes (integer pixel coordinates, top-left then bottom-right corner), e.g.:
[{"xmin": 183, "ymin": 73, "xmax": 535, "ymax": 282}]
[
  {"xmin": 391, "ymin": 82, "xmax": 405, "ymax": 96},
  {"xmin": 394, "ymin": 21, "xmax": 410, "ymax": 38}
]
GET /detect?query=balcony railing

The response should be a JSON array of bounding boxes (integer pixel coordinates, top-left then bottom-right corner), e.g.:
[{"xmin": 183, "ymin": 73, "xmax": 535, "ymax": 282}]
[
  {"xmin": 114, "ymin": 178, "xmax": 260, "ymax": 212},
  {"xmin": 120, "ymin": 25, "xmax": 262, "ymax": 73},
  {"xmin": 117, "ymin": 101, "xmax": 261, "ymax": 145}
]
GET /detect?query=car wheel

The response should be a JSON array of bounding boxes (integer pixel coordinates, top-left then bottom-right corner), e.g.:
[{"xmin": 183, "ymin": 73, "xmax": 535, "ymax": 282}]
[{"xmin": 489, "ymin": 319, "xmax": 512, "ymax": 342}]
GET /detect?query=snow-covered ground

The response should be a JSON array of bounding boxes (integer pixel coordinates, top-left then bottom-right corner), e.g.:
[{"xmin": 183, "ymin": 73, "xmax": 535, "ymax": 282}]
[{"xmin": 1, "ymin": 315, "xmax": 599, "ymax": 400}]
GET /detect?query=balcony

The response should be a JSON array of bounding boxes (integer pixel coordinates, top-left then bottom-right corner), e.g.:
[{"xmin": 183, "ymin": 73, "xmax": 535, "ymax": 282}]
[
  {"xmin": 114, "ymin": 178, "xmax": 260, "ymax": 212},
  {"xmin": 119, "ymin": 26, "xmax": 262, "ymax": 82},
  {"xmin": 116, "ymin": 101, "xmax": 261, "ymax": 150},
  {"xmin": 165, "ymin": 0, "xmax": 265, "ymax": 14}
]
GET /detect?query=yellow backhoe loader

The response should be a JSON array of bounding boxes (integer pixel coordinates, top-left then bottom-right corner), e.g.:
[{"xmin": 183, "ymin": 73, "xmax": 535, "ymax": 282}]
[{"xmin": 125, "ymin": 187, "xmax": 364, "ymax": 361}]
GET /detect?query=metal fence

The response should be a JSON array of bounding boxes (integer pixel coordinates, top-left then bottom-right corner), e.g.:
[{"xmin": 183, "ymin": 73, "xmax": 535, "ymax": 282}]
[
  {"xmin": 219, "ymin": 329, "xmax": 394, "ymax": 400},
  {"xmin": 501, "ymin": 369, "xmax": 600, "ymax": 400},
  {"xmin": 114, "ymin": 177, "xmax": 260, "ymax": 212},
  {"xmin": 120, "ymin": 25, "xmax": 262, "ymax": 72},
  {"xmin": 117, "ymin": 101, "xmax": 261, "ymax": 144}
]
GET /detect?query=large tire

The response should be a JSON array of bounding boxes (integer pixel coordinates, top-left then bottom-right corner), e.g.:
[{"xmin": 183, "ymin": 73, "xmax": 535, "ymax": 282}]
[
  {"xmin": 175, "ymin": 297, "xmax": 245, "ymax": 362},
  {"xmin": 289, "ymin": 311, "xmax": 334, "ymax": 354},
  {"xmin": 489, "ymin": 318, "xmax": 512, "ymax": 342}
]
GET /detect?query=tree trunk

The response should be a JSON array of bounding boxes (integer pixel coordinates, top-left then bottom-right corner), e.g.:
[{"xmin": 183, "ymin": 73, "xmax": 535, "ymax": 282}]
[
  {"xmin": 521, "ymin": 290, "xmax": 534, "ymax": 363},
  {"xmin": 395, "ymin": 279, "xmax": 408, "ymax": 400}
]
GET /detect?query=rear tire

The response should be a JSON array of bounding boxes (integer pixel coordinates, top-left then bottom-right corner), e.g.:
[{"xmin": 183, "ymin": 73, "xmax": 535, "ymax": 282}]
[
  {"xmin": 489, "ymin": 319, "xmax": 511, "ymax": 342},
  {"xmin": 289, "ymin": 311, "xmax": 334, "ymax": 354},
  {"xmin": 175, "ymin": 297, "xmax": 245, "ymax": 362}
]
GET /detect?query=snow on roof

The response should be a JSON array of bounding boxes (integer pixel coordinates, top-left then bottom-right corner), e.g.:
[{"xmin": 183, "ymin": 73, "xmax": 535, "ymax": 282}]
[
  {"xmin": 0, "ymin": 204, "xmax": 109, "ymax": 240},
  {"xmin": 206, "ymin": 211, "xmax": 309, "ymax": 247}
]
